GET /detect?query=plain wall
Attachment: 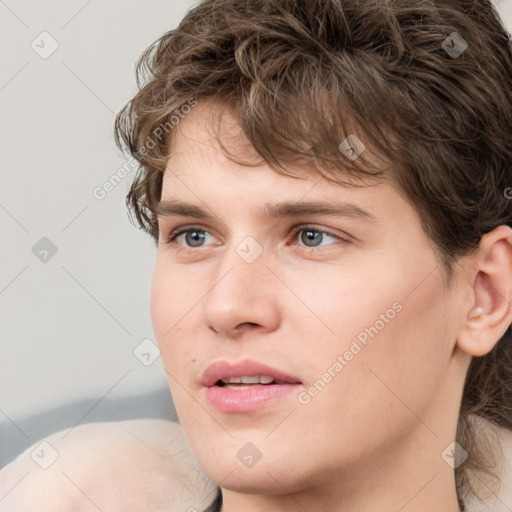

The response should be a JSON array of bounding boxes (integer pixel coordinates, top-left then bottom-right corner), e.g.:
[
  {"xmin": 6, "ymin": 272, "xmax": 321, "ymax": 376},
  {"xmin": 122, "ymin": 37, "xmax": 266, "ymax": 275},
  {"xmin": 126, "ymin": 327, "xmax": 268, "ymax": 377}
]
[{"xmin": 0, "ymin": 0, "xmax": 197, "ymax": 466}]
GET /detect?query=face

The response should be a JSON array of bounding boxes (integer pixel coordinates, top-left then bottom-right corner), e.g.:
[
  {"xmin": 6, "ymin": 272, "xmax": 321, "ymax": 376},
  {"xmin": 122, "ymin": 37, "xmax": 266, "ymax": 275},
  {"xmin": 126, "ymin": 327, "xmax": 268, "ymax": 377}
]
[{"xmin": 150, "ymin": 102, "xmax": 463, "ymax": 494}]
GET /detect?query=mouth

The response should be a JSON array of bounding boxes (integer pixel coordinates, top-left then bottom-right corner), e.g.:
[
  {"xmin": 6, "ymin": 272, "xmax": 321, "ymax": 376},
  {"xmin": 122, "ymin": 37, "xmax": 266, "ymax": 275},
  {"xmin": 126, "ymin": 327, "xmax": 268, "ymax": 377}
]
[
  {"xmin": 216, "ymin": 375, "xmax": 295, "ymax": 389},
  {"xmin": 201, "ymin": 359, "xmax": 303, "ymax": 413},
  {"xmin": 201, "ymin": 359, "xmax": 302, "ymax": 388}
]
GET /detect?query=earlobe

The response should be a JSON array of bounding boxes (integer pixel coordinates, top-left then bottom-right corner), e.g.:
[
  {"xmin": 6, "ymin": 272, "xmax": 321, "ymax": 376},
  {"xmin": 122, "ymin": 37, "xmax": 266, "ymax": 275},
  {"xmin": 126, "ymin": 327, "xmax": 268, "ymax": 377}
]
[{"xmin": 457, "ymin": 225, "xmax": 512, "ymax": 357}]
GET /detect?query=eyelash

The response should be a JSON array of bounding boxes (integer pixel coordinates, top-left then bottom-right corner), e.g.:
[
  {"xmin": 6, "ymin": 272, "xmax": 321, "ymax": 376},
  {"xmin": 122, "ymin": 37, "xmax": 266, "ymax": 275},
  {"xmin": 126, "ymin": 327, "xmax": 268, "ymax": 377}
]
[{"xmin": 164, "ymin": 224, "xmax": 350, "ymax": 252}]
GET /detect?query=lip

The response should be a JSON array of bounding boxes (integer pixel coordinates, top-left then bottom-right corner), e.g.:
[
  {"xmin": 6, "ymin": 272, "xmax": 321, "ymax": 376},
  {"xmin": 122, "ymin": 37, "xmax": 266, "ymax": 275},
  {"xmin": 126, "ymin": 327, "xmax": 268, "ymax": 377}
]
[
  {"xmin": 200, "ymin": 359, "xmax": 303, "ymax": 413},
  {"xmin": 200, "ymin": 359, "xmax": 302, "ymax": 387}
]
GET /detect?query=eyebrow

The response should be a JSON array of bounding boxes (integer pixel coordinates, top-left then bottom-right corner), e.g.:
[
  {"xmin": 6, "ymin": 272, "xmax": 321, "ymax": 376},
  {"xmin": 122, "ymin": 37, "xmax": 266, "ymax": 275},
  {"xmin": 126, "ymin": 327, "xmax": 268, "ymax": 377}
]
[{"xmin": 155, "ymin": 198, "xmax": 378, "ymax": 222}]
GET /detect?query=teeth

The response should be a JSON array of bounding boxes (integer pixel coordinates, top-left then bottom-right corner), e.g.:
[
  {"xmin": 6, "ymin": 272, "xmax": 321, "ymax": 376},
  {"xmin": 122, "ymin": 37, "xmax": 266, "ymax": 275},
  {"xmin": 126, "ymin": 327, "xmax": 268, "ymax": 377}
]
[
  {"xmin": 220, "ymin": 375, "xmax": 275, "ymax": 385},
  {"xmin": 221, "ymin": 377, "xmax": 241, "ymax": 383},
  {"xmin": 241, "ymin": 376, "xmax": 263, "ymax": 384},
  {"xmin": 224, "ymin": 384, "xmax": 255, "ymax": 390}
]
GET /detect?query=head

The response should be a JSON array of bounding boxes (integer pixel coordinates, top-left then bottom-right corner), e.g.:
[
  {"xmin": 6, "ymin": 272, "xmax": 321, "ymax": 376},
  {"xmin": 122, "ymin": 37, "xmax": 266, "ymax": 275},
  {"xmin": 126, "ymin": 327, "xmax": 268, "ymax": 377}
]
[{"xmin": 115, "ymin": 0, "xmax": 512, "ymax": 508}]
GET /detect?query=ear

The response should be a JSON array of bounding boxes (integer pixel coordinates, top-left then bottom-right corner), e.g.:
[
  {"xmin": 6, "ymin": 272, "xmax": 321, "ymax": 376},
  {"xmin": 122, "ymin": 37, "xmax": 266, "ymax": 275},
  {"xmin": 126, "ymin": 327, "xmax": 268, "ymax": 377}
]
[{"xmin": 457, "ymin": 225, "xmax": 512, "ymax": 357}]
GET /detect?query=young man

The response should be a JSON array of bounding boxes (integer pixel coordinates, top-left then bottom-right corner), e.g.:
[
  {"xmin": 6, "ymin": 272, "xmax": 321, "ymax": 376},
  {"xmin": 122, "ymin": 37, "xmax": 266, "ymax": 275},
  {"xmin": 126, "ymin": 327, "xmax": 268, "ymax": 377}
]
[{"xmin": 2, "ymin": 1, "xmax": 512, "ymax": 511}]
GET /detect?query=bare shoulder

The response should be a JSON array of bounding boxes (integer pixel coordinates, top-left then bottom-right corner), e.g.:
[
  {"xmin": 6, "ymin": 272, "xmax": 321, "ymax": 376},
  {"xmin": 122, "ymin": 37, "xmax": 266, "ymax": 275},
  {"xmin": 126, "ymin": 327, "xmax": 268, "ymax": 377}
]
[{"xmin": 0, "ymin": 419, "xmax": 217, "ymax": 512}]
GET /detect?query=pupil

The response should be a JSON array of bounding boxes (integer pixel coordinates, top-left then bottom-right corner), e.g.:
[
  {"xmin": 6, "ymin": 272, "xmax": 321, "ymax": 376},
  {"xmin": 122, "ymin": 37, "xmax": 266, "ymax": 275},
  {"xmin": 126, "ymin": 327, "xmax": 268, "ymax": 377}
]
[
  {"xmin": 186, "ymin": 230, "xmax": 205, "ymax": 247},
  {"xmin": 301, "ymin": 230, "xmax": 322, "ymax": 247}
]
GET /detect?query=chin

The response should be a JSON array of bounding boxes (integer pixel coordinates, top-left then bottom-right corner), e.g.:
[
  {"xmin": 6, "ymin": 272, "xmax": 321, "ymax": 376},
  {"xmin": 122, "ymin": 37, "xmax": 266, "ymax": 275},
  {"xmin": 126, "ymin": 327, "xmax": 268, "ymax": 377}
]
[
  {"xmin": 210, "ymin": 468, "xmax": 300, "ymax": 495},
  {"xmin": 196, "ymin": 449, "xmax": 307, "ymax": 494}
]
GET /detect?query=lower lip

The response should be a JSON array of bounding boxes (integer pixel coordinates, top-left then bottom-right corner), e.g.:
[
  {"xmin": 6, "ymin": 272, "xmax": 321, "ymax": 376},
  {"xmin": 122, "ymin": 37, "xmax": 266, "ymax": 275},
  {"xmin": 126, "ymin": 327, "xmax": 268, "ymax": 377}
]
[{"xmin": 205, "ymin": 383, "xmax": 302, "ymax": 413}]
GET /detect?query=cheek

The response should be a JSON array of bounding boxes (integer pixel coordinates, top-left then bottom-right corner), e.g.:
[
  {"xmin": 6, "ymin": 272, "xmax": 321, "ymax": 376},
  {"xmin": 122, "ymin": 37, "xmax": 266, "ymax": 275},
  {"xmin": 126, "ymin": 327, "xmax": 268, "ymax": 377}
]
[
  {"xmin": 150, "ymin": 261, "xmax": 201, "ymax": 371},
  {"xmin": 293, "ymin": 250, "xmax": 447, "ymax": 390},
  {"xmin": 299, "ymin": 264, "xmax": 451, "ymax": 441}
]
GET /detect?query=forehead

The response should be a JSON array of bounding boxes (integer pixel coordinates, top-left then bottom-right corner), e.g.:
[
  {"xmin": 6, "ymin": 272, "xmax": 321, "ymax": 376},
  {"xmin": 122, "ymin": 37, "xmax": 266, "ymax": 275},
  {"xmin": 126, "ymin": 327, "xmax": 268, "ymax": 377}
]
[{"xmin": 163, "ymin": 100, "xmax": 388, "ymax": 199}]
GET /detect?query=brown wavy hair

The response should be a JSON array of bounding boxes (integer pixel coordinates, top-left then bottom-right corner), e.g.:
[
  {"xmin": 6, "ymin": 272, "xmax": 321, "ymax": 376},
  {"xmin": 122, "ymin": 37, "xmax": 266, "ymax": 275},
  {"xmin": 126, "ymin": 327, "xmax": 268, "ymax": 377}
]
[{"xmin": 114, "ymin": 0, "xmax": 512, "ymax": 508}]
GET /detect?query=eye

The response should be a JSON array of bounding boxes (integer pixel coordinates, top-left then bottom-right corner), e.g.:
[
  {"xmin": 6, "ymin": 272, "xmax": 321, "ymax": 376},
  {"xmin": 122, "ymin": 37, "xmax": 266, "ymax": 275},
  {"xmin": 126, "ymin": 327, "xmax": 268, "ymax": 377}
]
[
  {"xmin": 164, "ymin": 224, "xmax": 349, "ymax": 251},
  {"xmin": 291, "ymin": 225, "xmax": 347, "ymax": 249},
  {"xmin": 165, "ymin": 226, "xmax": 216, "ymax": 248}
]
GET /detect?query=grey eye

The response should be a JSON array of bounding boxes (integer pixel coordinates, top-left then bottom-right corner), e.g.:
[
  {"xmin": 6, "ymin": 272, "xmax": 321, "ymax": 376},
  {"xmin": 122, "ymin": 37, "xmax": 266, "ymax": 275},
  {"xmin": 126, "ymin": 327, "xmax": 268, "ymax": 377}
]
[
  {"xmin": 300, "ymin": 230, "xmax": 324, "ymax": 247},
  {"xmin": 184, "ymin": 230, "xmax": 207, "ymax": 247}
]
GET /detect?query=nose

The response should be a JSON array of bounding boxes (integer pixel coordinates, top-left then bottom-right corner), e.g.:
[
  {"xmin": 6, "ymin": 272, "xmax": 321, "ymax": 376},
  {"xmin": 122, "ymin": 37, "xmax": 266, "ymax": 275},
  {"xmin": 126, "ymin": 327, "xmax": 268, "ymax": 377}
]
[{"xmin": 202, "ymin": 245, "xmax": 281, "ymax": 338}]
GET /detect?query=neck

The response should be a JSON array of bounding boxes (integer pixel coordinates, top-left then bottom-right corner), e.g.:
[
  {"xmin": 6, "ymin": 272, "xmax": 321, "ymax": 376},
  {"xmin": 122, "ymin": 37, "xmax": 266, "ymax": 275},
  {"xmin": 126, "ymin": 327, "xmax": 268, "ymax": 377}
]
[{"xmin": 219, "ymin": 429, "xmax": 463, "ymax": 512}]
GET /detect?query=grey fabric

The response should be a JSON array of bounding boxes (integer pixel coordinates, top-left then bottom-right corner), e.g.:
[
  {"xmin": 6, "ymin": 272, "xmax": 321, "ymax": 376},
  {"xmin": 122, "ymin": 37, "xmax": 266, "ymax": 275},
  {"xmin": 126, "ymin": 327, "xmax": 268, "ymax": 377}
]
[{"xmin": 203, "ymin": 488, "xmax": 222, "ymax": 512}]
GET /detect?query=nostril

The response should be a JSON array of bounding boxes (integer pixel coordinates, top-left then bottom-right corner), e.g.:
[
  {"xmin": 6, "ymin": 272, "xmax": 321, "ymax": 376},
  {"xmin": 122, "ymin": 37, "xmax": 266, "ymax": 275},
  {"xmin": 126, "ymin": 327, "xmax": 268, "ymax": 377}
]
[{"xmin": 237, "ymin": 322, "xmax": 259, "ymax": 329}]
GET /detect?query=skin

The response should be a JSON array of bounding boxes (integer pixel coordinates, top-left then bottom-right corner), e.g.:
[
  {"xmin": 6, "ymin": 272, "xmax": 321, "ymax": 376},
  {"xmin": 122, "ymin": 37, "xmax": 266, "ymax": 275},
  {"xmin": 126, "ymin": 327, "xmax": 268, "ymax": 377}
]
[
  {"xmin": 0, "ymin": 420, "xmax": 218, "ymax": 512},
  {"xmin": 150, "ymin": 101, "xmax": 512, "ymax": 512}
]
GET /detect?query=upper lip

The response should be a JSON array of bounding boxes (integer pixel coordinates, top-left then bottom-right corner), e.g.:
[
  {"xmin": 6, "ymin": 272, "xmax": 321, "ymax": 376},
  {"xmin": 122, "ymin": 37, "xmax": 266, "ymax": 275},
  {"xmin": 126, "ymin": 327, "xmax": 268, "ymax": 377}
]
[{"xmin": 200, "ymin": 359, "xmax": 302, "ymax": 387}]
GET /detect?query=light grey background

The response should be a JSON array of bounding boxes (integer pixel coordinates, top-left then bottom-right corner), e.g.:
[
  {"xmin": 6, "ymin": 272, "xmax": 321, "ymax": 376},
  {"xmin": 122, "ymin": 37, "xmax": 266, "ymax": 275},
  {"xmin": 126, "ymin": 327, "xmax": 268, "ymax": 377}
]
[
  {"xmin": 0, "ymin": 0, "xmax": 197, "ymax": 466},
  {"xmin": 1, "ymin": 0, "xmax": 511, "ymax": 467}
]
